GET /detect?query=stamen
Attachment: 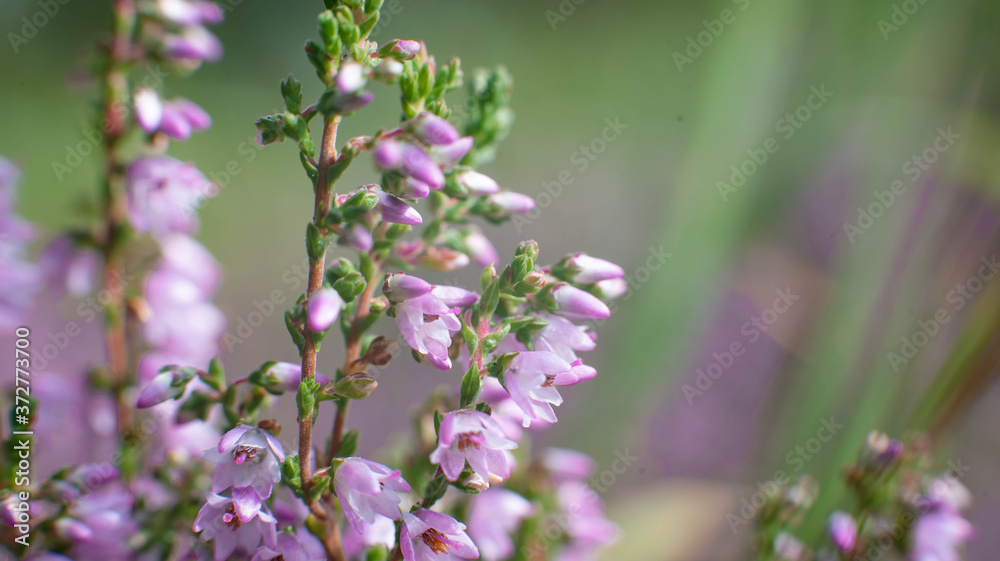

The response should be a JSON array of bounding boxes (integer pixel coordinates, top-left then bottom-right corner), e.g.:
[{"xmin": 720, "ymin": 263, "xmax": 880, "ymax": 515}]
[
  {"xmin": 421, "ymin": 528, "xmax": 450, "ymax": 554},
  {"xmin": 423, "ymin": 313, "xmax": 440, "ymax": 323},
  {"xmin": 542, "ymin": 374, "xmax": 556, "ymax": 387},
  {"xmin": 456, "ymin": 431, "xmax": 482, "ymax": 451},
  {"xmin": 223, "ymin": 504, "xmax": 242, "ymax": 529}
]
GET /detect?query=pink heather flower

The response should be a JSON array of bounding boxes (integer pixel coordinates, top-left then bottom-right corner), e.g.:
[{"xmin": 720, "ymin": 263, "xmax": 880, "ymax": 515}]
[
  {"xmin": 503, "ymin": 351, "xmax": 588, "ymax": 427},
  {"xmin": 203, "ymin": 426, "xmax": 284, "ymax": 523},
  {"xmin": 65, "ymin": 481, "xmax": 138, "ymax": 561},
  {"xmin": 253, "ymin": 361, "xmax": 329, "ymax": 393},
  {"xmin": 158, "ymin": 0, "xmax": 224, "ymax": 25},
  {"xmin": 595, "ymin": 277, "xmax": 627, "ymax": 299},
  {"xmin": 394, "ymin": 292, "xmax": 461, "ymax": 369},
  {"xmin": 373, "ymin": 139, "xmax": 404, "ymax": 169},
  {"xmin": 467, "ymin": 489, "xmax": 533, "ymax": 561},
  {"xmin": 400, "ymin": 177, "xmax": 431, "ymax": 199},
  {"xmin": 343, "ymin": 516, "xmax": 397, "ymax": 557},
  {"xmin": 465, "ymin": 230, "xmax": 498, "ymax": 268},
  {"xmin": 430, "ymin": 410, "xmax": 517, "ymax": 483},
  {"xmin": 827, "ymin": 511, "xmax": 856, "ymax": 552},
  {"xmin": 550, "ymin": 283, "xmax": 610, "ymax": 320},
  {"xmin": 773, "ymin": 531, "xmax": 804, "ymax": 560},
  {"xmin": 911, "ymin": 509, "xmax": 973, "ymax": 561},
  {"xmin": 337, "ymin": 62, "xmax": 366, "ymax": 94},
  {"xmin": 543, "ymin": 448, "xmax": 596, "ymax": 483},
  {"xmin": 135, "ymin": 366, "xmax": 195, "ymax": 408},
  {"xmin": 159, "ymin": 234, "xmax": 221, "ymax": 294},
  {"xmin": 374, "ymin": 186, "xmax": 423, "ymax": 225},
  {"xmin": 410, "ymin": 112, "xmax": 460, "ymax": 145},
  {"xmin": 392, "ymin": 40, "xmax": 422, "ymax": 60},
  {"xmin": 488, "ymin": 192, "xmax": 535, "ymax": 215},
  {"xmin": 383, "ymin": 272, "xmax": 433, "ymax": 302},
  {"xmin": 532, "ymin": 313, "xmax": 596, "ymax": 381},
  {"xmin": 251, "ymin": 531, "xmax": 323, "ymax": 561},
  {"xmin": 429, "ymin": 137, "xmax": 474, "ymax": 168},
  {"xmin": 127, "ymin": 156, "xmax": 214, "ymax": 236},
  {"xmin": 333, "ymin": 457, "xmax": 412, "ymax": 535},
  {"xmin": 564, "ymin": 253, "xmax": 624, "ymax": 284},
  {"xmin": 194, "ymin": 494, "xmax": 278, "ymax": 561},
  {"xmin": 431, "ymin": 285, "xmax": 479, "ymax": 308},
  {"xmin": 419, "ymin": 246, "xmax": 470, "ymax": 272},
  {"xmin": 455, "ymin": 171, "xmax": 499, "ymax": 195},
  {"xmin": 134, "ymin": 88, "xmax": 164, "ymax": 133},
  {"xmin": 157, "ymin": 98, "xmax": 212, "ymax": 140},
  {"xmin": 401, "ymin": 143, "xmax": 445, "ymax": 190},
  {"xmin": 340, "ymin": 223, "xmax": 374, "ymax": 251},
  {"xmin": 400, "ymin": 509, "xmax": 479, "ymax": 561},
  {"xmin": 165, "ymin": 26, "xmax": 223, "ymax": 62},
  {"xmin": 374, "ymin": 58, "xmax": 404, "ymax": 80},
  {"xmin": 556, "ymin": 481, "xmax": 618, "ymax": 549},
  {"xmin": 924, "ymin": 476, "xmax": 971, "ymax": 512},
  {"xmin": 479, "ymin": 377, "xmax": 533, "ymax": 441},
  {"xmin": 38, "ymin": 235, "xmax": 99, "ymax": 298},
  {"xmin": 307, "ymin": 288, "xmax": 344, "ymax": 332}
]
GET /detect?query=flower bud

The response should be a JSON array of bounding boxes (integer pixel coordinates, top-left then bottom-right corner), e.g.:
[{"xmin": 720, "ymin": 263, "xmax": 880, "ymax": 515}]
[
  {"xmin": 339, "ymin": 224, "xmax": 373, "ymax": 251},
  {"xmin": 373, "ymin": 139, "xmax": 403, "ymax": 169},
  {"xmin": 401, "ymin": 144, "xmax": 444, "ymax": 190},
  {"xmin": 382, "ymin": 272, "xmax": 433, "ymax": 302},
  {"xmin": 55, "ymin": 518, "xmax": 94, "ymax": 542},
  {"xmin": 559, "ymin": 253, "xmax": 625, "ymax": 284},
  {"xmin": 134, "ymin": 88, "xmax": 163, "ymax": 133},
  {"xmin": 362, "ymin": 336, "xmax": 399, "ymax": 366},
  {"xmin": 251, "ymin": 361, "xmax": 303, "ymax": 393},
  {"xmin": 455, "ymin": 170, "xmax": 499, "ymax": 195},
  {"xmin": 429, "ymin": 137, "xmax": 474, "ymax": 167},
  {"xmin": 373, "ymin": 187, "xmax": 423, "ymax": 225},
  {"xmin": 374, "ymin": 58, "xmax": 404, "ymax": 81},
  {"xmin": 773, "ymin": 532, "xmax": 804, "ymax": 561},
  {"xmin": 391, "ymin": 39, "xmax": 421, "ymax": 60},
  {"xmin": 136, "ymin": 367, "xmax": 195, "ymax": 408},
  {"xmin": 827, "ymin": 511, "xmax": 857, "ymax": 552},
  {"xmin": 400, "ymin": 177, "xmax": 431, "ymax": 200},
  {"xmin": 595, "ymin": 277, "xmax": 627, "ymax": 299},
  {"xmin": 489, "ymin": 191, "xmax": 535, "ymax": 215},
  {"xmin": 337, "ymin": 62, "xmax": 365, "ymax": 94},
  {"xmin": 307, "ymin": 288, "xmax": 344, "ymax": 332},
  {"xmin": 419, "ymin": 246, "xmax": 470, "ymax": 272},
  {"xmin": 550, "ymin": 283, "xmax": 610, "ymax": 319},
  {"xmin": 465, "ymin": 230, "xmax": 498, "ymax": 267},
  {"xmin": 409, "ymin": 112, "xmax": 460, "ymax": 145},
  {"xmin": 331, "ymin": 373, "xmax": 378, "ymax": 400}
]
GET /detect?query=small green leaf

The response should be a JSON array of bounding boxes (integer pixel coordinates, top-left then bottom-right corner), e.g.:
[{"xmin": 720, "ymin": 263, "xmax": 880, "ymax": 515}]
[
  {"xmin": 460, "ymin": 363, "xmax": 481, "ymax": 408},
  {"xmin": 338, "ymin": 429, "xmax": 360, "ymax": 457},
  {"xmin": 422, "ymin": 475, "xmax": 448, "ymax": 509}
]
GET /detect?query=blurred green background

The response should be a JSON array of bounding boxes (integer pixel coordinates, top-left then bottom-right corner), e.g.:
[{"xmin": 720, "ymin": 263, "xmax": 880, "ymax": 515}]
[{"xmin": 4, "ymin": 0, "xmax": 1000, "ymax": 558}]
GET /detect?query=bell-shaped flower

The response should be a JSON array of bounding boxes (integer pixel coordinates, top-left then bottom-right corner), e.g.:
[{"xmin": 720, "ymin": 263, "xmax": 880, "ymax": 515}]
[
  {"xmin": 203, "ymin": 426, "xmax": 284, "ymax": 523},
  {"xmin": 400, "ymin": 509, "xmax": 479, "ymax": 561},
  {"xmin": 532, "ymin": 313, "xmax": 597, "ymax": 384},
  {"xmin": 409, "ymin": 112, "xmax": 460, "ymax": 145},
  {"xmin": 393, "ymin": 291, "xmax": 461, "ymax": 370},
  {"xmin": 127, "ymin": 156, "xmax": 214, "ymax": 236},
  {"xmin": 333, "ymin": 457, "xmax": 412, "ymax": 536},
  {"xmin": 158, "ymin": 0, "xmax": 224, "ymax": 25},
  {"xmin": 560, "ymin": 253, "xmax": 624, "ymax": 284},
  {"xmin": 383, "ymin": 272, "xmax": 434, "ymax": 302},
  {"xmin": 502, "ymin": 351, "xmax": 582, "ymax": 427},
  {"xmin": 194, "ymin": 494, "xmax": 277, "ymax": 561},
  {"xmin": 455, "ymin": 171, "xmax": 499, "ymax": 195},
  {"xmin": 467, "ymin": 489, "xmax": 534, "ymax": 561},
  {"xmin": 430, "ymin": 410, "xmax": 517, "ymax": 483}
]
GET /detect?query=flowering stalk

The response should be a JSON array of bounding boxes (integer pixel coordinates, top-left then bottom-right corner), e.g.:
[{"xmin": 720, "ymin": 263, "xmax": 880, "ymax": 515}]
[{"xmin": 99, "ymin": 0, "xmax": 138, "ymax": 436}]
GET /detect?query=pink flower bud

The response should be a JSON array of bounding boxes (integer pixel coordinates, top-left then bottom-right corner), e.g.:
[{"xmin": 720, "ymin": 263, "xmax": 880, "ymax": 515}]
[
  {"xmin": 373, "ymin": 139, "xmax": 404, "ymax": 169},
  {"xmin": 489, "ymin": 191, "xmax": 535, "ymax": 215},
  {"xmin": 134, "ymin": 88, "xmax": 163, "ymax": 133},
  {"xmin": 337, "ymin": 62, "xmax": 366, "ymax": 94},
  {"xmin": 382, "ymin": 272, "xmax": 432, "ymax": 302},
  {"xmin": 456, "ymin": 170, "xmax": 499, "ymax": 194},
  {"xmin": 429, "ymin": 136, "xmax": 474, "ymax": 167},
  {"xmin": 828, "ymin": 511, "xmax": 857, "ymax": 552},
  {"xmin": 401, "ymin": 143, "xmax": 444, "ymax": 189},
  {"xmin": 392, "ymin": 40, "xmax": 421, "ymax": 60},
  {"xmin": 410, "ymin": 112, "xmax": 460, "ymax": 145},
  {"xmin": 307, "ymin": 288, "xmax": 344, "ymax": 332},
  {"xmin": 550, "ymin": 283, "xmax": 610, "ymax": 319}
]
